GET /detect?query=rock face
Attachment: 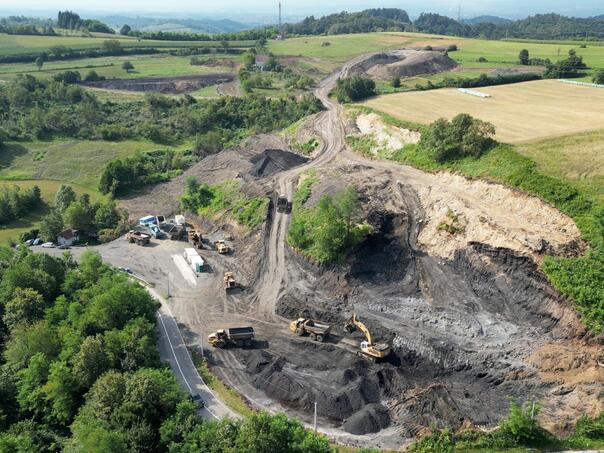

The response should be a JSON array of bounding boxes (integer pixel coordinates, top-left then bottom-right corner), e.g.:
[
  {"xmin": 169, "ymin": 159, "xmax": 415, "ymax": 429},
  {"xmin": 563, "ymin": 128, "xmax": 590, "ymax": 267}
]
[{"xmin": 83, "ymin": 73, "xmax": 234, "ymax": 94}]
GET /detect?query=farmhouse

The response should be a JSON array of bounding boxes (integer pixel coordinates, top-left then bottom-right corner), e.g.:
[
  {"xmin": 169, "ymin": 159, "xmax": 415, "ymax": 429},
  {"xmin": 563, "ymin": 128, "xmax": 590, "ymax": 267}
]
[{"xmin": 57, "ymin": 228, "xmax": 79, "ymax": 246}]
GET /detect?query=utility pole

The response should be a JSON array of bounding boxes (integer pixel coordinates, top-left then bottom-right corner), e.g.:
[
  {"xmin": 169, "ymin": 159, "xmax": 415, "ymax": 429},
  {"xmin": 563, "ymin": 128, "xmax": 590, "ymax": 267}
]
[
  {"xmin": 313, "ymin": 401, "xmax": 317, "ymax": 434},
  {"xmin": 278, "ymin": 2, "xmax": 283, "ymax": 37},
  {"xmin": 457, "ymin": 4, "xmax": 461, "ymax": 23}
]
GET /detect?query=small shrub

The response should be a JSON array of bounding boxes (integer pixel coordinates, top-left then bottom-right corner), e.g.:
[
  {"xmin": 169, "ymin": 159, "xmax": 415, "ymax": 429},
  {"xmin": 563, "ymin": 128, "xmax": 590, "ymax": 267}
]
[
  {"xmin": 478, "ymin": 56, "xmax": 488, "ymax": 63},
  {"xmin": 447, "ymin": 44, "xmax": 458, "ymax": 52}
]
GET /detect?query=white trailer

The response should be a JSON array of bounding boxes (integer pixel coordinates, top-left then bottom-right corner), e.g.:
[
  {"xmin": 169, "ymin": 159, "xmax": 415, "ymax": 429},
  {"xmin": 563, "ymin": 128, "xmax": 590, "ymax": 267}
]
[{"xmin": 183, "ymin": 248, "xmax": 205, "ymax": 272}]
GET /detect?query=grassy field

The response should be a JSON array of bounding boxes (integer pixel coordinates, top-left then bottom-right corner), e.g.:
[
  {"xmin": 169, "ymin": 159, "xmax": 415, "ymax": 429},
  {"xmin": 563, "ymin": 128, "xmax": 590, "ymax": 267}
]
[
  {"xmin": 517, "ymin": 130, "xmax": 604, "ymax": 202},
  {"xmin": 363, "ymin": 80, "xmax": 604, "ymax": 143},
  {"xmin": 0, "ymin": 139, "xmax": 186, "ymax": 189},
  {"xmin": 0, "ymin": 33, "xmax": 253, "ymax": 56},
  {"xmin": 268, "ymin": 32, "xmax": 421, "ymax": 61},
  {"xmin": 0, "ymin": 53, "xmax": 237, "ymax": 81}
]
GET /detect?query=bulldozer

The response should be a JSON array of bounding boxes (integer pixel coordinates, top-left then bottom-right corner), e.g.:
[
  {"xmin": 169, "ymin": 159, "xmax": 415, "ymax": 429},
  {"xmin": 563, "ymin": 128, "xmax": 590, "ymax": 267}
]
[
  {"xmin": 344, "ymin": 313, "xmax": 391, "ymax": 361},
  {"xmin": 214, "ymin": 239, "xmax": 231, "ymax": 254}
]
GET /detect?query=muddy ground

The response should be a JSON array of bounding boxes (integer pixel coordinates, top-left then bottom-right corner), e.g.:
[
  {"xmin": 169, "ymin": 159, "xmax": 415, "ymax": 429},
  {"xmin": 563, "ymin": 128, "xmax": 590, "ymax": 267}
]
[{"xmin": 82, "ymin": 73, "xmax": 235, "ymax": 94}]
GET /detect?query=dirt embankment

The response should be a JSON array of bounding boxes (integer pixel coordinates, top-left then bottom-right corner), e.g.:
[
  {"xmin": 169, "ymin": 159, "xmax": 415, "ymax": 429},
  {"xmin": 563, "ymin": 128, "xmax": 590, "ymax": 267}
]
[
  {"xmin": 346, "ymin": 50, "xmax": 458, "ymax": 81},
  {"xmin": 83, "ymin": 73, "xmax": 235, "ymax": 94},
  {"xmin": 354, "ymin": 112, "xmax": 421, "ymax": 156}
]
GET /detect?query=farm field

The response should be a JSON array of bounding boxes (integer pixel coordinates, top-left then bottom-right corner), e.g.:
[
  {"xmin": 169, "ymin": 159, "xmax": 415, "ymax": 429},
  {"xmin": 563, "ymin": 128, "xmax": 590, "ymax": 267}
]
[
  {"xmin": 516, "ymin": 130, "xmax": 604, "ymax": 201},
  {"xmin": 362, "ymin": 80, "xmax": 604, "ymax": 143},
  {"xmin": 0, "ymin": 32, "xmax": 253, "ymax": 56},
  {"xmin": 0, "ymin": 54, "xmax": 238, "ymax": 81},
  {"xmin": 0, "ymin": 139, "xmax": 186, "ymax": 189}
]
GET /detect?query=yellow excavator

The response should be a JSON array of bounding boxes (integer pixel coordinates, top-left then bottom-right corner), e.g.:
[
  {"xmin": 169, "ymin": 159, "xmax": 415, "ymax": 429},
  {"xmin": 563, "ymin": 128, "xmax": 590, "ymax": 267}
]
[{"xmin": 344, "ymin": 313, "xmax": 391, "ymax": 361}]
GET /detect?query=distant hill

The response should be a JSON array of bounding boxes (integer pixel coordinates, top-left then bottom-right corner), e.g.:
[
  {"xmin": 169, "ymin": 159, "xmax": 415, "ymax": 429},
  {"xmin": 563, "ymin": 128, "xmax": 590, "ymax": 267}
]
[
  {"xmin": 99, "ymin": 15, "xmax": 252, "ymax": 34},
  {"xmin": 413, "ymin": 12, "xmax": 604, "ymax": 40},
  {"xmin": 464, "ymin": 15, "xmax": 512, "ymax": 24},
  {"xmin": 283, "ymin": 8, "xmax": 410, "ymax": 35}
]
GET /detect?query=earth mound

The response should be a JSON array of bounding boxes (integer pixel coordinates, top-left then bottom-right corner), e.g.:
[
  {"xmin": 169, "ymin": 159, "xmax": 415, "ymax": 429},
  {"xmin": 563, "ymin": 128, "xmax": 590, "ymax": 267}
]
[
  {"xmin": 368, "ymin": 50, "xmax": 458, "ymax": 80},
  {"xmin": 250, "ymin": 149, "xmax": 308, "ymax": 178}
]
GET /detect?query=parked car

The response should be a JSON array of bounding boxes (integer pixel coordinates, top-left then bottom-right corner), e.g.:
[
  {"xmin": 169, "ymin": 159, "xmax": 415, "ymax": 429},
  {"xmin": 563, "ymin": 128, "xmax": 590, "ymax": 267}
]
[
  {"xmin": 24, "ymin": 239, "xmax": 34, "ymax": 246},
  {"xmin": 41, "ymin": 242, "xmax": 55, "ymax": 248},
  {"xmin": 58, "ymin": 244, "xmax": 70, "ymax": 250},
  {"xmin": 32, "ymin": 238, "xmax": 42, "ymax": 246},
  {"xmin": 118, "ymin": 267, "xmax": 133, "ymax": 274},
  {"xmin": 190, "ymin": 394, "xmax": 205, "ymax": 408}
]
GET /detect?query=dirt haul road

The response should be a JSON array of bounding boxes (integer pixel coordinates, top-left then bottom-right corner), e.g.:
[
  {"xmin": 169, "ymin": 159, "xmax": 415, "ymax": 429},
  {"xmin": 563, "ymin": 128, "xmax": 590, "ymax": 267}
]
[{"xmin": 88, "ymin": 51, "xmax": 602, "ymax": 450}]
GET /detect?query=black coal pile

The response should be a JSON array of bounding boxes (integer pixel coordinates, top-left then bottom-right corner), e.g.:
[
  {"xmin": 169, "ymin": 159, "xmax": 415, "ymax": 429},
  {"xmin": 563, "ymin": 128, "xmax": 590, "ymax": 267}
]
[
  {"xmin": 250, "ymin": 149, "xmax": 308, "ymax": 178},
  {"xmin": 343, "ymin": 403, "xmax": 390, "ymax": 434}
]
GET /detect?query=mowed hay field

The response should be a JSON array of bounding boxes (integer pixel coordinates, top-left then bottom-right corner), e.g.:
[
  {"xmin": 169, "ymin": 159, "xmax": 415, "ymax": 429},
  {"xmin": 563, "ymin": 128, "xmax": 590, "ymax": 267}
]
[{"xmin": 363, "ymin": 80, "xmax": 604, "ymax": 143}]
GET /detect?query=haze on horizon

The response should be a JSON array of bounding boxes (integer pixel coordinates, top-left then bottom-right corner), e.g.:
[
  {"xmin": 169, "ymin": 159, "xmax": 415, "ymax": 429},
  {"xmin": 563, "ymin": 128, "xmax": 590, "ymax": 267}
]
[{"xmin": 1, "ymin": 0, "xmax": 602, "ymax": 20}]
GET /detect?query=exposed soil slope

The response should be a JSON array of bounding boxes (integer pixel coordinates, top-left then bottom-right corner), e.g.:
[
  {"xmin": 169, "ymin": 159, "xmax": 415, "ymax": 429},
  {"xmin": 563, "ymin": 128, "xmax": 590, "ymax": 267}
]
[{"xmin": 83, "ymin": 73, "xmax": 234, "ymax": 94}]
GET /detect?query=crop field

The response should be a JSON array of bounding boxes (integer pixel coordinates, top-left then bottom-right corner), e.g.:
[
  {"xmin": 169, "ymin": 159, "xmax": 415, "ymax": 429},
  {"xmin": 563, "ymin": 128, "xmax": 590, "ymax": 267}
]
[
  {"xmin": 0, "ymin": 32, "xmax": 253, "ymax": 56},
  {"xmin": 0, "ymin": 139, "xmax": 186, "ymax": 189},
  {"xmin": 363, "ymin": 80, "xmax": 604, "ymax": 143},
  {"xmin": 0, "ymin": 53, "xmax": 238, "ymax": 81}
]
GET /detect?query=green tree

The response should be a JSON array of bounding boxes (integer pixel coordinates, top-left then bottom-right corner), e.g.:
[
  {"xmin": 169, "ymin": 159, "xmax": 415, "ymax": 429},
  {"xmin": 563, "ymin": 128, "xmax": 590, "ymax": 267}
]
[
  {"xmin": 35, "ymin": 56, "xmax": 44, "ymax": 71},
  {"xmin": 593, "ymin": 69, "xmax": 604, "ymax": 85},
  {"xmin": 16, "ymin": 352, "xmax": 49, "ymax": 419},
  {"xmin": 4, "ymin": 322, "xmax": 60, "ymax": 370},
  {"xmin": 42, "ymin": 360, "xmax": 77, "ymax": 425},
  {"xmin": 519, "ymin": 49, "xmax": 530, "ymax": 65},
  {"xmin": 63, "ymin": 201, "xmax": 92, "ymax": 231},
  {"xmin": 391, "ymin": 76, "xmax": 401, "ymax": 88},
  {"xmin": 39, "ymin": 209, "xmax": 64, "ymax": 242},
  {"xmin": 121, "ymin": 61, "xmax": 134, "ymax": 73},
  {"xmin": 119, "ymin": 24, "xmax": 131, "ymax": 36},
  {"xmin": 102, "ymin": 40, "xmax": 121, "ymax": 53},
  {"xmin": 3, "ymin": 288, "xmax": 46, "ymax": 331},
  {"xmin": 94, "ymin": 201, "xmax": 120, "ymax": 231},
  {"xmin": 55, "ymin": 184, "xmax": 77, "ymax": 213},
  {"xmin": 72, "ymin": 335, "xmax": 110, "ymax": 389}
]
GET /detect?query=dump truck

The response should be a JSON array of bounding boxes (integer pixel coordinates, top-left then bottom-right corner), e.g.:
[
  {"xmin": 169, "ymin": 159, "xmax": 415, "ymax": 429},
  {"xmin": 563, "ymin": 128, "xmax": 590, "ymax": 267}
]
[
  {"xmin": 344, "ymin": 313, "xmax": 391, "ymax": 361},
  {"xmin": 289, "ymin": 318, "xmax": 331, "ymax": 342},
  {"xmin": 214, "ymin": 240, "xmax": 231, "ymax": 254},
  {"xmin": 276, "ymin": 195, "xmax": 292, "ymax": 214},
  {"xmin": 224, "ymin": 272, "xmax": 240, "ymax": 293},
  {"xmin": 208, "ymin": 326, "xmax": 254, "ymax": 348},
  {"xmin": 125, "ymin": 230, "xmax": 151, "ymax": 246}
]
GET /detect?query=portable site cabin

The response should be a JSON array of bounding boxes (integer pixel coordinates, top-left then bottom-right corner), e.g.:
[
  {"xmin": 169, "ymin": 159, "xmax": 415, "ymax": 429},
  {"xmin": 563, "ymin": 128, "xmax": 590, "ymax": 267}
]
[
  {"xmin": 183, "ymin": 248, "xmax": 205, "ymax": 272},
  {"xmin": 139, "ymin": 215, "xmax": 155, "ymax": 226},
  {"xmin": 174, "ymin": 215, "xmax": 185, "ymax": 226}
]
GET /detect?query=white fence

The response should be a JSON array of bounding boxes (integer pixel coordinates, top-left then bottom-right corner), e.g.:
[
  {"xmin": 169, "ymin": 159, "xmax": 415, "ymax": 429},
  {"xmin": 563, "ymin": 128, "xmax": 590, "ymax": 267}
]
[
  {"xmin": 457, "ymin": 88, "xmax": 492, "ymax": 98},
  {"xmin": 558, "ymin": 79, "xmax": 604, "ymax": 89}
]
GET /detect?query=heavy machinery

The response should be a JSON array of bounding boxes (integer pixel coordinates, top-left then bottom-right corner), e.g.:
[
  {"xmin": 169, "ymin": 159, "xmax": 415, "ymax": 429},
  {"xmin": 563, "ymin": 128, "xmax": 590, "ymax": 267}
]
[
  {"xmin": 214, "ymin": 239, "xmax": 231, "ymax": 254},
  {"xmin": 276, "ymin": 195, "xmax": 292, "ymax": 214},
  {"xmin": 125, "ymin": 230, "xmax": 150, "ymax": 246},
  {"xmin": 344, "ymin": 313, "xmax": 391, "ymax": 361},
  {"xmin": 224, "ymin": 272, "xmax": 239, "ymax": 293},
  {"xmin": 188, "ymin": 230, "xmax": 203, "ymax": 249},
  {"xmin": 208, "ymin": 326, "xmax": 254, "ymax": 348},
  {"xmin": 289, "ymin": 318, "xmax": 331, "ymax": 342}
]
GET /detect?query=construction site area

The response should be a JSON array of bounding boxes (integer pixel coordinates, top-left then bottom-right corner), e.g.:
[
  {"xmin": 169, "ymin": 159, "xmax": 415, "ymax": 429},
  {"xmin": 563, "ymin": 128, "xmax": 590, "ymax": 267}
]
[{"xmin": 52, "ymin": 51, "xmax": 604, "ymax": 450}]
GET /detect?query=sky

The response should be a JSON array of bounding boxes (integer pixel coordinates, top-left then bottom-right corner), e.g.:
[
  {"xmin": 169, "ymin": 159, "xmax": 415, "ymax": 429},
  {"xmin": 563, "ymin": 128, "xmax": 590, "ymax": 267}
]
[{"xmin": 0, "ymin": 0, "xmax": 602, "ymax": 20}]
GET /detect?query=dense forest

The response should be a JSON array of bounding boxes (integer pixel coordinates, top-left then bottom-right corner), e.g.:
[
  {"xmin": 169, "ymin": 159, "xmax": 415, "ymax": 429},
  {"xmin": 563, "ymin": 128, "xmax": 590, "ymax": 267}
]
[
  {"xmin": 0, "ymin": 249, "xmax": 334, "ymax": 451},
  {"xmin": 0, "ymin": 74, "xmax": 322, "ymax": 144}
]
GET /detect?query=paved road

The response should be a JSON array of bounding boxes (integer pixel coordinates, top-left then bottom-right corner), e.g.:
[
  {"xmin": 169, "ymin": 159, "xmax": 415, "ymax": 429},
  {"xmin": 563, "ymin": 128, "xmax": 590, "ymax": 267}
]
[{"xmin": 152, "ymin": 286, "xmax": 239, "ymax": 420}]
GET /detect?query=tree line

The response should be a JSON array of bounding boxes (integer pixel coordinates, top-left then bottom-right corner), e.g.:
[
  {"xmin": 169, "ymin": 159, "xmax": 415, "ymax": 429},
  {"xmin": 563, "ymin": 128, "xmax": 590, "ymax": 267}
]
[
  {"xmin": 0, "ymin": 74, "xmax": 322, "ymax": 144},
  {"xmin": 0, "ymin": 185, "xmax": 42, "ymax": 226},
  {"xmin": 56, "ymin": 10, "xmax": 114, "ymax": 34}
]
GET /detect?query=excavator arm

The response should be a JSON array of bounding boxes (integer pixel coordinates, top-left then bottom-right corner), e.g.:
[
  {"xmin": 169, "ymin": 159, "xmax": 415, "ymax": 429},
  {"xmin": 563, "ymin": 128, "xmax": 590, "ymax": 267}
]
[{"xmin": 346, "ymin": 313, "xmax": 374, "ymax": 345}]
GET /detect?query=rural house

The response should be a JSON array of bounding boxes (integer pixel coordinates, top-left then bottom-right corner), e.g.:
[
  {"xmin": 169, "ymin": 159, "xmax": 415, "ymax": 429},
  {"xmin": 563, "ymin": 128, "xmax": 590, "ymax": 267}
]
[{"xmin": 57, "ymin": 229, "xmax": 79, "ymax": 246}]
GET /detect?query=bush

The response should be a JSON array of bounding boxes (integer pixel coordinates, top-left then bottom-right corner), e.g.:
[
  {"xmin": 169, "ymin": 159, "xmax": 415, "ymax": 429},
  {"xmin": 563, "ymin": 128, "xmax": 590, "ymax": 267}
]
[
  {"xmin": 447, "ymin": 44, "xmax": 458, "ymax": 52},
  {"xmin": 333, "ymin": 76, "xmax": 376, "ymax": 102},
  {"xmin": 419, "ymin": 114, "xmax": 495, "ymax": 162},
  {"xmin": 593, "ymin": 69, "xmax": 604, "ymax": 85},
  {"xmin": 288, "ymin": 186, "xmax": 372, "ymax": 264},
  {"xmin": 391, "ymin": 76, "xmax": 401, "ymax": 88},
  {"xmin": 477, "ymin": 56, "xmax": 488, "ymax": 62},
  {"xmin": 180, "ymin": 178, "xmax": 269, "ymax": 229}
]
